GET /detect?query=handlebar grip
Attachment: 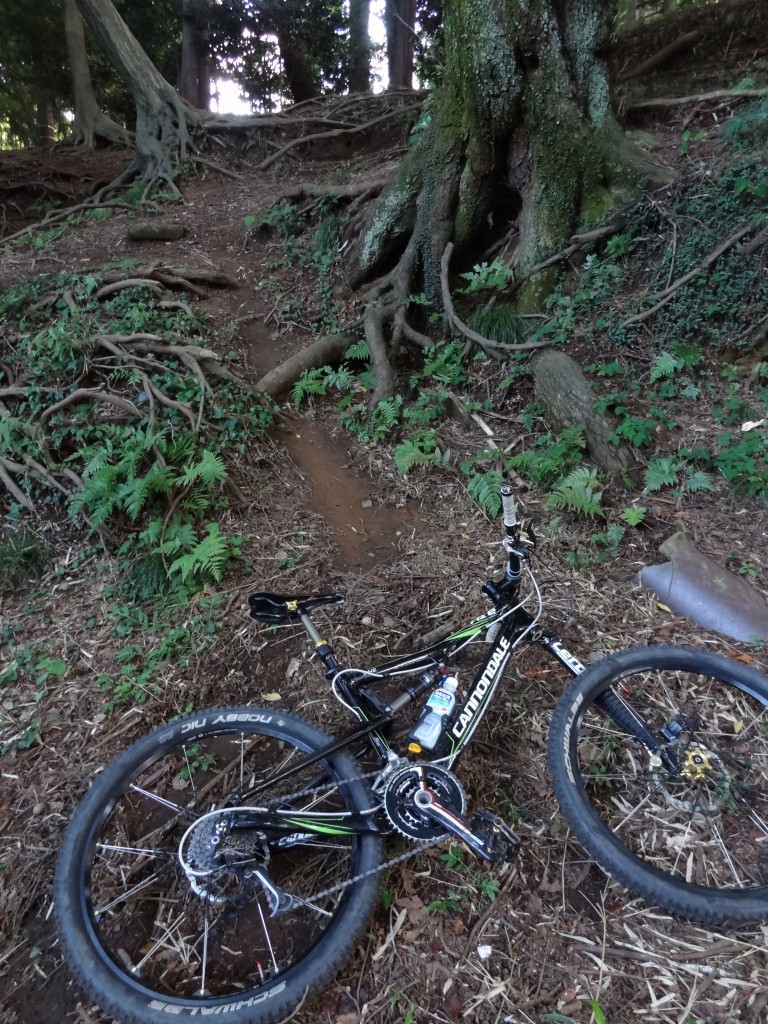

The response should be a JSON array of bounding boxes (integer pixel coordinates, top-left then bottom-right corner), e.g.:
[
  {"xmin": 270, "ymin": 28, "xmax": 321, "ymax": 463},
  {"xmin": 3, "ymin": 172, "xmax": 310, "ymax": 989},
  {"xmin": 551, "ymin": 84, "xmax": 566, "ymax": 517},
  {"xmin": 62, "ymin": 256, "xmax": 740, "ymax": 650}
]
[{"xmin": 500, "ymin": 483, "xmax": 519, "ymax": 528}]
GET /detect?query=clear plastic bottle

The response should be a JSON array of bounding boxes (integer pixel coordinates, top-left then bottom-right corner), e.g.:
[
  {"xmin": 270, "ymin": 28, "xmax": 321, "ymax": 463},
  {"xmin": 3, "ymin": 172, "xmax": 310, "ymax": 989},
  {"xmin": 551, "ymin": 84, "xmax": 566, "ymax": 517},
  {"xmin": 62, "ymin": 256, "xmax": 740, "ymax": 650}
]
[{"xmin": 407, "ymin": 676, "xmax": 458, "ymax": 753}]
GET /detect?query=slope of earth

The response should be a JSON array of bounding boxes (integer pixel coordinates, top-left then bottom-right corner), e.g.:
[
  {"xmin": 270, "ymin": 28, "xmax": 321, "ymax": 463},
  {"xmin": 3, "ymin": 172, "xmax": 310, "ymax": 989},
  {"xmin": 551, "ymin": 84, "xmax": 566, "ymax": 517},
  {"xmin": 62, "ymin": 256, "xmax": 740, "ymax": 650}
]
[{"xmin": 2, "ymin": 48, "xmax": 768, "ymax": 1024}]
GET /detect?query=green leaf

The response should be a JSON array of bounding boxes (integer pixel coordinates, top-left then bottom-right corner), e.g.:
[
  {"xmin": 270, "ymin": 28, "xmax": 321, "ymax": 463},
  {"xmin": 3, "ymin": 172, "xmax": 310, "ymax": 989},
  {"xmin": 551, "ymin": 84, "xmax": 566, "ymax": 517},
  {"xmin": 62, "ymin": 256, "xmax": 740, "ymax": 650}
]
[
  {"xmin": 644, "ymin": 457, "xmax": 683, "ymax": 493},
  {"xmin": 589, "ymin": 1000, "xmax": 608, "ymax": 1024},
  {"xmin": 685, "ymin": 469, "xmax": 715, "ymax": 492},
  {"xmin": 467, "ymin": 470, "xmax": 504, "ymax": 516},
  {"xmin": 649, "ymin": 351, "xmax": 681, "ymax": 381},
  {"xmin": 620, "ymin": 506, "xmax": 647, "ymax": 527},
  {"xmin": 546, "ymin": 468, "xmax": 603, "ymax": 518}
]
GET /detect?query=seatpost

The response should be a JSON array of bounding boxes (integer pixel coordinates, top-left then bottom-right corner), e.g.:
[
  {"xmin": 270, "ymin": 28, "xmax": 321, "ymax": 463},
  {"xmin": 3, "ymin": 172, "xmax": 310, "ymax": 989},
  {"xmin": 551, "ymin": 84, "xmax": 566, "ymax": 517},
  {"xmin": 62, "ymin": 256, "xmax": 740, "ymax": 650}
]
[
  {"xmin": 500, "ymin": 483, "xmax": 522, "ymax": 584},
  {"xmin": 298, "ymin": 611, "xmax": 340, "ymax": 677}
]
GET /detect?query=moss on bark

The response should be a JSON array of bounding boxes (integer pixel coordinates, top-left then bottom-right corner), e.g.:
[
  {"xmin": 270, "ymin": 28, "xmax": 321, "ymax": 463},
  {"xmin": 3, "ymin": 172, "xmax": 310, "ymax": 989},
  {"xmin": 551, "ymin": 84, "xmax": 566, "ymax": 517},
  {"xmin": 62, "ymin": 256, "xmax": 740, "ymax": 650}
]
[{"xmin": 345, "ymin": 0, "xmax": 670, "ymax": 314}]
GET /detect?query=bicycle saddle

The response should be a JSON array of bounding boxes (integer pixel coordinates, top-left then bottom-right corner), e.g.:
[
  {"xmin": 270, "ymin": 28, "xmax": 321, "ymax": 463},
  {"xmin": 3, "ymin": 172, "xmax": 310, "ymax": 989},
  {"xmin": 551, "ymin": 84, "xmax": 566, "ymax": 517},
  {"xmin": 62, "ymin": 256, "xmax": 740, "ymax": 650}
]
[{"xmin": 248, "ymin": 591, "xmax": 345, "ymax": 623}]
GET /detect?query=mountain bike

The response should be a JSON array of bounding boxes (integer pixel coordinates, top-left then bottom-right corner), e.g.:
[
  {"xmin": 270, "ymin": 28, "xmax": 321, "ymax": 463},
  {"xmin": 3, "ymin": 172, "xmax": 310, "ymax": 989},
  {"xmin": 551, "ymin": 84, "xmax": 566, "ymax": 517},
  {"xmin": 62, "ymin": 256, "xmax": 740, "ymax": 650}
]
[{"xmin": 55, "ymin": 485, "xmax": 768, "ymax": 1024}]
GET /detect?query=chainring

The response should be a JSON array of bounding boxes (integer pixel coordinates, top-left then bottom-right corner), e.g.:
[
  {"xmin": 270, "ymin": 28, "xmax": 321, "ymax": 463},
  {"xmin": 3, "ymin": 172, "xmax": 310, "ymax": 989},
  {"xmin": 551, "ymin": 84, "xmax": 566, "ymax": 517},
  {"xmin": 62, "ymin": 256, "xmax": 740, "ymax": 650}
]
[{"xmin": 383, "ymin": 763, "xmax": 466, "ymax": 841}]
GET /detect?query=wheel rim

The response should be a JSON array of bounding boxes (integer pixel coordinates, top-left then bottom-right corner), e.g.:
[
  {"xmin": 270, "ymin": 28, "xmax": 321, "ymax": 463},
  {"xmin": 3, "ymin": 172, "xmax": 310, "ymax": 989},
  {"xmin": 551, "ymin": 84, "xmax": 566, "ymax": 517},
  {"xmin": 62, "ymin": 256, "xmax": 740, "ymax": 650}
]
[
  {"xmin": 571, "ymin": 664, "xmax": 768, "ymax": 893},
  {"xmin": 78, "ymin": 725, "xmax": 371, "ymax": 1003}
]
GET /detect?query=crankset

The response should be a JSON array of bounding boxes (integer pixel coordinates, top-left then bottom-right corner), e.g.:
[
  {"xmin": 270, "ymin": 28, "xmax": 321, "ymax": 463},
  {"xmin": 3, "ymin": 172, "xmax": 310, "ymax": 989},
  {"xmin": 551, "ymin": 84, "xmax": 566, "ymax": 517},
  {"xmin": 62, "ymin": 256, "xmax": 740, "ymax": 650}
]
[{"xmin": 384, "ymin": 763, "xmax": 521, "ymax": 863}]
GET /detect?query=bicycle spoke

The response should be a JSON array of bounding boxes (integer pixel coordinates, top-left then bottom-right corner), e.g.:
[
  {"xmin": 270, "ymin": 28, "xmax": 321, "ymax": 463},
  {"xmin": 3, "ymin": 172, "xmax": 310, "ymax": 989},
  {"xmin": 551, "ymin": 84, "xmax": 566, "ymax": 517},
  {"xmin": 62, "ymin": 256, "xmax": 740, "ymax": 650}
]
[
  {"xmin": 255, "ymin": 899, "xmax": 279, "ymax": 974},
  {"xmin": 66, "ymin": 715, "xmax": 379, "ymax": 1005}
]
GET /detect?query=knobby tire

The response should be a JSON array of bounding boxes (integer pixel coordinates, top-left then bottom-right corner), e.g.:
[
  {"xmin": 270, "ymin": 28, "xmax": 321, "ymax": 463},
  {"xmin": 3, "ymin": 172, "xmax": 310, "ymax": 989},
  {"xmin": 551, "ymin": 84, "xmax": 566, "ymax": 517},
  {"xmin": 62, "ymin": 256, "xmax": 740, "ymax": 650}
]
[
  {"xmin": 547, "ymin": 646, "xmax": 768, "ymax": 924},
  {"xmin": 55, "ymin": 707, "xmax": 382, "ymax": 1024}
]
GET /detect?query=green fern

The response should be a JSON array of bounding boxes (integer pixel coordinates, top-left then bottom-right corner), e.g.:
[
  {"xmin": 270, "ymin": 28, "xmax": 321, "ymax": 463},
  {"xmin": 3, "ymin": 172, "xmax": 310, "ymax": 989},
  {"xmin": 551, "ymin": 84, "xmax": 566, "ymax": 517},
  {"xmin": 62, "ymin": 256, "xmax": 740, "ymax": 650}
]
[
  {"xmin": 344, "ymin": 339, "xmax": 370, "ymax": 360},
  {"xmin": 168, "ymin": 522, "xmax": 232, "ymax": 583},
  {"xmin": 645, "ymin": 456, "xmax": 683, "ymax": 492},
  {"xmin": 620, "ymin": 506, "xmax": 647, "ymax": 527},
  {"xmin": 467, "ymin": 470, "xmax": 505, "ymax": 516},
  {"xmin": 685, "ymin": 468, "xmax": 715, "ymax": 492},
  {"xmin": 177, "ymin": 450, "xmax": 227, "ymax": 487},
  {"xmin": 394, "ymin": 433, "xmax": 439, "ymax": 475},
  {"xmin": 507, "ymin": 428, "xmax": 586, "ymax": 486},
  {"xmin": 546, "ymin": 468, "xmax": 604, "ymax": 518},
  {"xmin": 291, "ymin": 367, "xmax": 333, "ymax": 406},
  {"xmin": 650, "ymin": 351, "xmax": 682, "ymax": 382}
]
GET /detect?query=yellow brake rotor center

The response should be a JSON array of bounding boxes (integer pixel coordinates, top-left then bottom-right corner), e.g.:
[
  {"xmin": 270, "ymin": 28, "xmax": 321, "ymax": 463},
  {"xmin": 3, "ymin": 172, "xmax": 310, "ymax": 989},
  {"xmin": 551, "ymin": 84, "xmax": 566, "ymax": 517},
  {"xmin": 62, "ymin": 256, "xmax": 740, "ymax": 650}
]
[{"xmin": 681, "ymin": 746, "xmax": 712, "ymax": 782}]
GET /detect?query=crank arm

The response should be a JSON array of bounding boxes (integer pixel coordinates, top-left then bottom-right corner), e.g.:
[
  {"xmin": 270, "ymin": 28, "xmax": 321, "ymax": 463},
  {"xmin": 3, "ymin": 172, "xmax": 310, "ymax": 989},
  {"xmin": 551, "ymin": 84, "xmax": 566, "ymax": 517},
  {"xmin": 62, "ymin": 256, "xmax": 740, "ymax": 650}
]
[{"xmin": 413, "ymin": 789, "xmax": 520, "ymax": 864}]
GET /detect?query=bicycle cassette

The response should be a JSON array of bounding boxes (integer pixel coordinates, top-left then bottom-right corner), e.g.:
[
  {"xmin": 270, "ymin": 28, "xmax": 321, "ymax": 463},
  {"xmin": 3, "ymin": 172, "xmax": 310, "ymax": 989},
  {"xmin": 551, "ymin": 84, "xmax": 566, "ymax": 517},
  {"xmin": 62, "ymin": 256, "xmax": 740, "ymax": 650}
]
[{"xmin": 382, "ymin": 763, "xmax": 466, "ymax": 841}]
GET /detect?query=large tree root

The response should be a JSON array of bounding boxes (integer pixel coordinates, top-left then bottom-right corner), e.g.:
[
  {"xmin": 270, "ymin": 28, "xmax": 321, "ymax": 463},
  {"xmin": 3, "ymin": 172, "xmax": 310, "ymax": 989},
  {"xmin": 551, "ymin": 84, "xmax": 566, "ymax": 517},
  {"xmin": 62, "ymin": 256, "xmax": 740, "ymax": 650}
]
[
  {"xmin": 254, "ymin": 332, "xmax": 358, "ymax": 398},
  {"xmin": 531, "ymin": 349, "xmax": 641, "ymax": 487}
]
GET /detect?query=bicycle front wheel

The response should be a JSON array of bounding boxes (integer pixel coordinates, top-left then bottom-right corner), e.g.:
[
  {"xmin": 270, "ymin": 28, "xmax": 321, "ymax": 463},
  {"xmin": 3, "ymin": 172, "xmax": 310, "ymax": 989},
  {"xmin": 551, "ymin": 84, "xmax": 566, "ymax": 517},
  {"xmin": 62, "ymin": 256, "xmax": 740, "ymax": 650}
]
[
  {"xmin": 55, "ymin": 707, "xmax": 382, "ymax": 1024},
  {"xmin": 547, "ymin": 646, "xmax": 768, "ymax": 924}
]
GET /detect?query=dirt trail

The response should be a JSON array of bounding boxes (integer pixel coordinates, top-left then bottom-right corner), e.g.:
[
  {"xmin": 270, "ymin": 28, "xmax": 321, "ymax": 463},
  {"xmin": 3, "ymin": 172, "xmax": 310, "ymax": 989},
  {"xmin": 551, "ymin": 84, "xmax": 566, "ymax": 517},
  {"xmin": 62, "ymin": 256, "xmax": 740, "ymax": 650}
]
[{"xmin": 280, "ymin": 422, "xmax": 423, "ymax": 572}]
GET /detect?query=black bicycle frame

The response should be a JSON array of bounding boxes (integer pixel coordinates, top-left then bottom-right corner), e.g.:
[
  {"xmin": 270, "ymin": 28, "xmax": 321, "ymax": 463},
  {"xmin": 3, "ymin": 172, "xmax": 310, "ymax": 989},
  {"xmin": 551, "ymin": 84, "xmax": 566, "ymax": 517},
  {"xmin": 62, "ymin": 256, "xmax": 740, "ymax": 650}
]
[{"xmin": 237, "ymin": 583, "xmax": 588, "ymax": 815}]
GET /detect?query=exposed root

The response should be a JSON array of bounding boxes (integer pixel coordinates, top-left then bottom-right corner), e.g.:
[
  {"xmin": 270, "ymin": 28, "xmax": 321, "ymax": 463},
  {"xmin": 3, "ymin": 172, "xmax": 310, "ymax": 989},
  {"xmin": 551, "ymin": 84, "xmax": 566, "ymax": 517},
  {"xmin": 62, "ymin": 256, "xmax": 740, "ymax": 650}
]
[
  {"xmin": 255, "ymin": 332, "xmax": 358, "ymax": 398},
  {"xmin": 364, "ymin": 303, "xmax": 397, "ymax": 408},
  {"xmin": 440, "ymin": 244, "xmax": 551, "ymax": 357},
  {"xmin": 255, "ymin": 98, "xmax": 423, "ymax": 171}
]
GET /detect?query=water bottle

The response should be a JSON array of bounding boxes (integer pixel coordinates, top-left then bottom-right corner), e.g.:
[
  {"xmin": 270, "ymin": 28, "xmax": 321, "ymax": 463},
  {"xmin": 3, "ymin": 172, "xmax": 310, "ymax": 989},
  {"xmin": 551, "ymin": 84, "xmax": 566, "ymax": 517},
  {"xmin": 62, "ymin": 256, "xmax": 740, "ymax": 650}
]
[{"xmin": 407, "ymin": 676, "xmax": 458, "ymax": 753}]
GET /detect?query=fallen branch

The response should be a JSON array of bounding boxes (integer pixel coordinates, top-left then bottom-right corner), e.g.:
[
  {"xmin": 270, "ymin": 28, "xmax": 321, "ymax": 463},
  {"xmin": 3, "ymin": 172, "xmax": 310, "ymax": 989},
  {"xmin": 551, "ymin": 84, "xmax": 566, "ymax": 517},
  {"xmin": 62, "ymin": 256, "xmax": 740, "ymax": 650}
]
[
  {"xmin": 279, "ymin": 179, "xmax": 389, "ymax": 203},
  {"xmin": 618, "ymin": 31, "xmax": 702, "ymax": 83},
  {"xmin": 126, "ymin": 223, "xmax": 187, "ymax": 242},
  {"xmin": 620, "ymin": 222, "xmax": 755, "ymax": 328},
  {"xmin": 441, "ymin": 243, "xmax": 551, "ymax": 355},
  {"xmin": 627, "ymin": 87, "xmax": 768, "ymax": 113}
]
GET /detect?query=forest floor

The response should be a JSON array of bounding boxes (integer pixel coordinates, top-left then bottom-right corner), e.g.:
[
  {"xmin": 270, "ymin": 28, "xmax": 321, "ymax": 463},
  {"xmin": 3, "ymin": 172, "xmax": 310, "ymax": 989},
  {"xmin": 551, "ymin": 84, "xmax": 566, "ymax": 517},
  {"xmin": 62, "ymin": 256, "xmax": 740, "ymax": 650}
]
[{"xmin": 2, "ymin": 24, "xmax": 768, "ymax": 1024}]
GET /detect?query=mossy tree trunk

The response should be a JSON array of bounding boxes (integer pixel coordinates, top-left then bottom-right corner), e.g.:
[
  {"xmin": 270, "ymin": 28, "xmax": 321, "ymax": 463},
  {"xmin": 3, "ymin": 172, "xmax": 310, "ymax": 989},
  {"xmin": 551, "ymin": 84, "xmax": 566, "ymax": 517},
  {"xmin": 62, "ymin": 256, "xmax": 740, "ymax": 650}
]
[
  {"xmin": 345, "ymin": 0, "xmax": 665, "ymax": 311},
  {"xmin": 75, "ymin": 0, "xmax": 205, "ymax": 183}
]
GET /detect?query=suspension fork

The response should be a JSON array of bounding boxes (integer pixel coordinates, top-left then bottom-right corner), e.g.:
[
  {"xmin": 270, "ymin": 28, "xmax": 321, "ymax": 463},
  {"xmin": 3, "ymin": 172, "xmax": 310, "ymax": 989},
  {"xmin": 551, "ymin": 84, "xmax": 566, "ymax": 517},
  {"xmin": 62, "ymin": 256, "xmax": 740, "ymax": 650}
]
[{"xmin": 539, "ymin": 634, "xmax": 676, "ymax": 769}]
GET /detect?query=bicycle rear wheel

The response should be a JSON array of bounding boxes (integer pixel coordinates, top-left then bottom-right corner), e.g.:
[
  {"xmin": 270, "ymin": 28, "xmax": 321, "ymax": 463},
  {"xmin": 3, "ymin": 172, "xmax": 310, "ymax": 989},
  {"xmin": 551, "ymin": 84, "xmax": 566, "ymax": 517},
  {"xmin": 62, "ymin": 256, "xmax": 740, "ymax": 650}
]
[
  {"xmin": 55, "ymin": 707, "xmax": 382, "ymax": 1024},
  {"xmin": 547, "ymin": 646, "xmax": 768, "ymax": 924}
]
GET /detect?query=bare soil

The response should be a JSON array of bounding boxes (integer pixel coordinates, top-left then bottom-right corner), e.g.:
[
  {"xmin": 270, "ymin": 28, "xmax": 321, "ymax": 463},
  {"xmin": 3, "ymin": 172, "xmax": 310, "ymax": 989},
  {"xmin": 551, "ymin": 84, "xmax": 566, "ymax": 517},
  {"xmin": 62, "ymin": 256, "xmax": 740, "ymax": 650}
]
[{"xmin": 2, "ymin": 77, "xmax": 768, "ymax": 1024}]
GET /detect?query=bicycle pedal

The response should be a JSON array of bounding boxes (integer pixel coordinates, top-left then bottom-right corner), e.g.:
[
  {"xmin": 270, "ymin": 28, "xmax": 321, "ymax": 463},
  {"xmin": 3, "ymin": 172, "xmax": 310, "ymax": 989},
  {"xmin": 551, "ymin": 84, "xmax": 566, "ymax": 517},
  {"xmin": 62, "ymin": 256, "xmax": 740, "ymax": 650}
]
[{"xmin": 470, "ymin": 809, "xmax": 522, "ymax": 864}]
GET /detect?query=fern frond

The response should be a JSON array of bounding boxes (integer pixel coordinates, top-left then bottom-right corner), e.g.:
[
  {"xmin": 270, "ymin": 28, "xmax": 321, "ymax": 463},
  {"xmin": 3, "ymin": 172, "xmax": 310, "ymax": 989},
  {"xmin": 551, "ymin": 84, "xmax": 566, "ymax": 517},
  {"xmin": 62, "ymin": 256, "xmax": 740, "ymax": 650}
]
[
  {"xmin": 394, "ymin": 437, "xmax": 436, "ymax": 475},
  {"xmin": 177, "ymin": 450, "xmax": 227, "ymax": 488},
  {"xmin": 344, "ymin": 339, "xmax": 370, "ymax": 360},
  {"xmin": 168, "ymin": 522, "xmax": 231, "ymax": 582},
  {"xmin": 546, "ymin": 468, "xmax": 604, "ymax": 518},
  {"xmin": 467, "ymin": 470, "xmax": 504, "ymax": 516}
]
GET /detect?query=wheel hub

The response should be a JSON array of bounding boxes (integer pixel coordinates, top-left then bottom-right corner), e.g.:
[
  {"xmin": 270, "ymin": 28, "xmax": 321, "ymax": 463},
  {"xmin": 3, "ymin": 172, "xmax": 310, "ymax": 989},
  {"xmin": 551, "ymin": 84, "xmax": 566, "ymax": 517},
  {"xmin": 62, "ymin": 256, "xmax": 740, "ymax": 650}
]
[
  {"xmin": 681, "ymin": 746, "xmax": 713, "ymax": 782},
  {"xmin": 179, "ymin": 809, "xmax": 269, "ymax": 904}
]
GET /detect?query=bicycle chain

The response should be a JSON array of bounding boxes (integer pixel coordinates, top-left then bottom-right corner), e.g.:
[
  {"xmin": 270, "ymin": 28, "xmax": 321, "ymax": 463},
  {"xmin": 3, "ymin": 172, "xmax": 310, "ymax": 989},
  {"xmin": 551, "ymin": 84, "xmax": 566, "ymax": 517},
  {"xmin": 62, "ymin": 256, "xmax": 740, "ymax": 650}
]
[{"xmin": 253, "ymin": 762, "xmax": 451, "ymax": 906}]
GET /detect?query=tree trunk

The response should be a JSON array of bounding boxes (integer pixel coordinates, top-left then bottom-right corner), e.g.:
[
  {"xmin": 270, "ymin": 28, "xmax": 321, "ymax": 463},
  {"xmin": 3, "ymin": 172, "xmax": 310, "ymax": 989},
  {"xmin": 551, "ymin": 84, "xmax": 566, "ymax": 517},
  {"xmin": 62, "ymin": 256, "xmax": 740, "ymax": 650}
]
[
  {"xmin": 75, "ymin": 0, "xmax": 204, "ymax": 181},
  {"xmin": 63, "ymin": 0, "xmax": 131, "ymax": 147},
  {"xmin": 345, "ymin": 0, "xmax": 670, "ymax": 310},
  {"xmin": 35, "ymin": 88, "xmax": 55, "ymax": 145},
  {"xmin": 349, "ymin": 0, "xmax": 372, "ymax": 92},
  {"xmin": 385, "ymin": 0, "xmax": 417, "ymax": 89},
  {"xmin": 275, "ymin": 22, "xmax": 320, "ymax": 104},
  {"xmin": 179, "ymin": 0, "xmax": 210, "ymax": 109}
]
